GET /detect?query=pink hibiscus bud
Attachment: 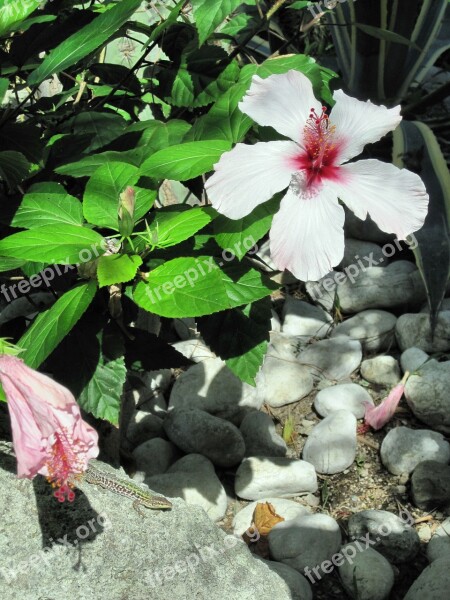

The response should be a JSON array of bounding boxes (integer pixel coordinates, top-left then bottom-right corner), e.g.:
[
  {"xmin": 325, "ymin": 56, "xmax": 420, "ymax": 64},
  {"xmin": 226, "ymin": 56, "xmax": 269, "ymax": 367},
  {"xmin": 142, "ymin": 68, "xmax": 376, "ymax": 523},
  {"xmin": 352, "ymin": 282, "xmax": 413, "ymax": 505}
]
[
  {"xmin": 118, "ymin": 186, "xmax": 136, "ymax": 237},
  {"xmin": 363, "ymin": 371, "xmax": 410, "ymax": 431},
  {"xmin": 0, "ymin": 355, "xmax": 99, "ymax": 502}
]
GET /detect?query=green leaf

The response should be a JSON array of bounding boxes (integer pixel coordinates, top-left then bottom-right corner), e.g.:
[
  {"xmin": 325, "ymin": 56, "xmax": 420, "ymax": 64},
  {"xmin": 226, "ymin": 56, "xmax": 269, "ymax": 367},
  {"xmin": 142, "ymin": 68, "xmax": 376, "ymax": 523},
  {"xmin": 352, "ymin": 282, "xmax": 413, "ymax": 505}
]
[
  {"xmin": 186, "ymin": 82, "xmax": 252, "ymax": 142},
  {"xmin": 162, "ymin": 46, "xmax": 240, "ymax": 108},
  {"xmin": 83, "ymin": 162, "xmax": 139, "ymax": 229},
  {"xmin": 220, "ymin": 13, "xmax": 253, "ymax": 36},
  {"xmin": 147, "ymin": 206, "xmax": 216, "ymax": 249},
  {"xmin": 76, "ymin": 328, "xmax": 126, "ymax": 425},
  {"xmin": 133, "ymin": 257, "xmax": 277, "ymax": 317},
  {"xmin": 28, "ymin": 0, "xmax": 143, "ymax": 85},
  {"xmin": 197, "ymin": 299, "xmax": 271, "ymax": 385},
  {"xmin": 354, "ymin": 23, "xmax": 421, "ymax": 50},
  {"xmin": 191, "ymin": 0, "xmax": 244, "ymax": 45},
  {"xmin": 11, "ymin": 193, "xmax": 83, "ymax": 228},
  {"xmin": 214, "ymin": 197, "xmax": 280, "ymax": 259},
  {"xmin": 0, "ymin": 78, "xmax": 8, "ymax": 102},
  {"xmin": 289, "ymin": 1, "xmax": 311, "ymax": 8},
  {"xmin": 140, "ymin": 140, "xmax": 231, "ymax": 181},
  {"xmin": 18, "ymin": 282, "xmax": 97, "ymax": 369},
  {"xmin": 54, "ymin": 151, "xmax": 140, "ymax": 178},
  {"xmin": 97, "ymin": 254, "xmax": 142, "ymax": 287},
  {"xmin": 0, "ymin": 0, "xmax": 41, "ymax": 37},
  {"xmin": 393, "ymin": 120, "xmax": 450, "ymax": 330},
  {"xmin": 0, "ymin": 151, "xmax": 30, "ymax": 189},
  {"xmin": 0, "ymin": 224, "xmax": 105, "ymax": 264},
  {"xmin": 0, "ymin": 256, "xmax": 25, "ymax": 272}
]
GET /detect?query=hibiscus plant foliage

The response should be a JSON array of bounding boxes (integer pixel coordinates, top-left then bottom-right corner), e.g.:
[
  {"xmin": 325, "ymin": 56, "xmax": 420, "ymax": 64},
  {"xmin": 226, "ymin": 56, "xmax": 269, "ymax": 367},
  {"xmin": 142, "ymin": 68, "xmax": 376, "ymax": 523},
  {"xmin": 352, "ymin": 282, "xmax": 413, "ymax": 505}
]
[{"xmin": 0, "ymin": 0, "xmax": 443, "ymax": 423}]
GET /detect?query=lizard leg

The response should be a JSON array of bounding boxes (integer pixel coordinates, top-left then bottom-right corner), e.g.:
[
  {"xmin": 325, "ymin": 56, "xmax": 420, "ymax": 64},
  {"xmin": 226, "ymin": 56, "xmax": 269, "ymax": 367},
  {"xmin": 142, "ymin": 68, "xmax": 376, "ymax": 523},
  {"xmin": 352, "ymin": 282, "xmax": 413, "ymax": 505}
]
[{"xmin": 132, "ymin": 499, "xmax": 146, "ymax": 517}]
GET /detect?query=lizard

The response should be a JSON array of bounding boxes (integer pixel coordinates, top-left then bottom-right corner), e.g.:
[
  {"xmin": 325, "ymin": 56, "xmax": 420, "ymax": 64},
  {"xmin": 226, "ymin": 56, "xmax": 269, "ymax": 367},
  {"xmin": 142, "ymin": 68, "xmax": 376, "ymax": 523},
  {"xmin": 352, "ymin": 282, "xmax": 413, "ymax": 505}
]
[{"xmin": 75, "ymin": 464, "xmax": 172, "ymax": 516}]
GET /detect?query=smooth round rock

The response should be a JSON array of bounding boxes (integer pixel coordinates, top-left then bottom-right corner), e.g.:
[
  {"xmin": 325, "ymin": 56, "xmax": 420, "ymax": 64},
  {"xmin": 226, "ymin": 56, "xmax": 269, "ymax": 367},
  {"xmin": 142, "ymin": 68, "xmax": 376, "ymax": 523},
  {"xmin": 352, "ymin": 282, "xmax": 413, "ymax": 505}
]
[
  {"xmin": 338, "ymin": 543, "xmax": 395, "ymax": 600},
  {"xmin": 341, "ymin": 238, "xmax": 388, "ymax": 269},
  {"xmin": 257, "ymin": 558, "xmax": 313, "ymax": 600},
  {"xmin": 302, "ymin": 410, "xmax": 357, "ymax": 474},
  {"xmin": 169, "ymin": 357, "xmax": 263, "ymax": 424},
  {"xmin": 360, "ymin": 355, "xmax": 401, "ymax": 387},
  {"xmin": 281, "ymin": 297, "xmax": 333, "ymax": 340},
  {"xmin": 348, "ymin": 509, "xmax": 420, "ymax": 564},
  {"xmin": 126, "ymin": 411, "xmax": 165, "ymax": 449},
  {"xmin": 164, "ymin": 408, "xmax": 245, "ymax": 468},
  {"xmin": 307, "ymin": 261, "xmax": 425, "ymax": 314},
  {"xmin": 132, "ymin": 438, "xmax": 178, "ymax": 480},
  {"xmin": 380, "ymin": 427, "xmax": 450, "ymax": 475},
  {"xmin": 396, "ymin": 312, "xmax": 450, "ymax": 352},
  {"xmin": 331, "ymin": 310, "xmax": 397, "ymax": 352},
  {"xmin": 405, "ymin": 360, "xmax": 450, "ymax": 434},
  {"xmin": 146, "ymin": 454, "xmax": 227, "ymax": 521},
  {"xmin": 261, "ymin": 356, "xmax": 314, "ymax": 408},
  {"xmin": 240, "ymin": 412, "xmax": 287, "ymax": 457},
  {"xmin": 411, "ymin": 461, "xmax": 450, "ymax": 513},
  {"xmin": 268, "ymin": 513, "xmax": 341, "ymax": 573},
  {"xmin": 400, "ymin": 347, "xmax": 429, "ymax": 374},
  {"xmin": 171, "ymin": 339, "xmax": 216, "ymax": 362},
  {"xmin": 297, "ymin": 337, "xmax": 362, "ymax": 381},
  {"xmin": 427, "ymin": 518, "xmax": 450, "ymax": 562},
  {"xmin": 233, "ymin": 498, "xmax": 310, "ymax": 537},
  {"xmin": 314, "ymin": 383, "xmax": 373, "ymax": 419},
  {"xmin": 235, "ymin": 457, "xmax": 318, "ymax": 500},
  {"xmin": 404, "ymin": 556, "xmax": 450, "ymax": 600}
]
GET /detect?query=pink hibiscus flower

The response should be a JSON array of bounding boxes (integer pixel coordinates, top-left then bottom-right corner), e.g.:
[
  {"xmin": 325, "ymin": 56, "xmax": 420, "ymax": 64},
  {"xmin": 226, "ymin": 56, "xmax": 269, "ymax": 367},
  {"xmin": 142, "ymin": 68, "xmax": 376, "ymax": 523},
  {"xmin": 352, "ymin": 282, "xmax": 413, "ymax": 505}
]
[
  {"xmin": 0, "ymin": 355, "xmax": 99, "ymax": 501},
  {"xmin": 205, "ymin": 70, "xmax": 429, "ymax": 281},
  {"xmin": 363, "ymin": 372, "xmax": 410, "ymax": 431}
]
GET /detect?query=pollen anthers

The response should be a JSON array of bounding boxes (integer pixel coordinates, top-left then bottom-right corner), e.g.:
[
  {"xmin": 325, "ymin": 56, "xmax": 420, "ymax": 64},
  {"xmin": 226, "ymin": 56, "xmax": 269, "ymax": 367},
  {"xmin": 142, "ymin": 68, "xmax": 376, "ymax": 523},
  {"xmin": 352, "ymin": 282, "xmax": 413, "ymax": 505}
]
[
  {"xmin": 45, "ymin": 428, "xmax": 83, "ymax": 502},
  {"xmin": 304, "ymin": 106, "xmax": 336, "ymax": 161}
]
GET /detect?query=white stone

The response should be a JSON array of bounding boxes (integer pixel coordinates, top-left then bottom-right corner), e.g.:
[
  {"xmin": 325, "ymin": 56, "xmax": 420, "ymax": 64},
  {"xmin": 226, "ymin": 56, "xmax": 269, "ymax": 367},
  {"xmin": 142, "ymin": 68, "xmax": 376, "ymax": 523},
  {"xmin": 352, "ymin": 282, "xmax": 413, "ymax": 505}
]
[
  {"xmin": 261, "ymin": 356, "xmax": 314, "ymax": 408},
  {"xmin": 164, "ymin": 408, "xmax": 246, "ymax": 467},
  {"xmin": 331, "ymin": 310, "xmax": 397, "ymax": 352},
  {"xmin": 339, "ymin": 544, "xmax": 395, "ymax": 600},
  {"xmin": 340, "ymin": 238, "xmax": 388, "ymax": 269},
  {"xmin": 297, "ymin": 336, "xmax": 362, "ymax": 381},
  {"xmin": 314, "ymin": 383, "xmax": 373, "ymax": 419},
  {"xmin": 169, "ymin": 357, "xmax": 263, "ymax": 424},
  {"xmin": 281, "ymin": 297, "xmax": 333, "ymax": 340},
  {"xmin": 306, "ymin": 261, "xmax": 426, "ymax": 314},
  {"xmin": 427, "ymin": 518, "xmax": 450, "ymax": 562},
  {"xmin": 173, "ymin": 317, "xmax": 198, "ymax": 340},
  {"xmin": 381, "ymin": 426, "xmax": 450, "ymax": 475},
  {"xmin": 235, "ymin": 457, "xmax": 318, "ymax": 500},
  {"xmin": 132, "ymin": 438, "xmax": 178, "ymax": 480},
  {"xmin": 405, "ymin": 360, "xmax": 450, "ymax": 433},
  {"xmin": 396, "ymin": 312, "xmax": 450, "ymax": 352},
  {"xmin": 302, "ymin": 410, "xmax": 357, "ymax": 474},
  {"xmin": 400, "ymin": 347, "xmax": 429, "ymax": 373},
  {"xmin": 348, "ymin": 509, "xmax": 420, "ymax": 564},
  {"xmin": 268, "ymin": 513, "xmax": 341, "ymax": 573},
  {"xmin": 240, "ymin": 412, "xmax": 287, "ymax": 457},
  {"xmin": 360, "ymin": 355, "xmax": 401, "ymax": 386},
  {"xmin": 404, "ymin": 557, "xmax": 450, "ymax": 600},
  {"xmin": 256, "ymin": 558, "xmax": 313, "ymax": 600},
  {"xmin": 171, "ymin": 339, "xmax": 216, "ymax": 363},
  {"xmin": 146, "ymin": 454, "xmax": 228, "ymax": 521}
]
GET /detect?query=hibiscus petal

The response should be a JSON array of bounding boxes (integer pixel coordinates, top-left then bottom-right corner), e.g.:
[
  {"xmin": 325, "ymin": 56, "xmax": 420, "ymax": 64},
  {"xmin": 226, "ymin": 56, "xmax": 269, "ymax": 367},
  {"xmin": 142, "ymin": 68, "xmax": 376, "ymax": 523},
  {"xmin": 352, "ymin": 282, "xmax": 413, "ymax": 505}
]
[
  {"xmin": 239, "ymin": 71, "xmax": 322, "ymax": 143},
  {"xmin": 270, "ymin": 176, "xmax": 345, "ymax": 282},
  {"xmin": 205, "ymin": 141, "xmax": 299, "ymax": 219},
  {"xmin": 330, "ymin": 90, "xmax": 402, "ymax": 163},
  {"xmin": 329, "ymin": 159, "xmax": 429, "ymax": 239}
]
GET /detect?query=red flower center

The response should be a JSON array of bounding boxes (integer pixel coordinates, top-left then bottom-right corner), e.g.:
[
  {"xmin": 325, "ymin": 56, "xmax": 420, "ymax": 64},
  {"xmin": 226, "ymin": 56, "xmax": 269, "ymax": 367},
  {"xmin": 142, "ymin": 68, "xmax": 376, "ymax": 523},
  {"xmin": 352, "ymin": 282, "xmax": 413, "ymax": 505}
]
[
  {"xmin": 46, "ymin": 429, "xmax": 83, "ymax": 502},
  {"xmin": 292, "ymin": 106, "xmax": 342, "ymax": 188}
]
